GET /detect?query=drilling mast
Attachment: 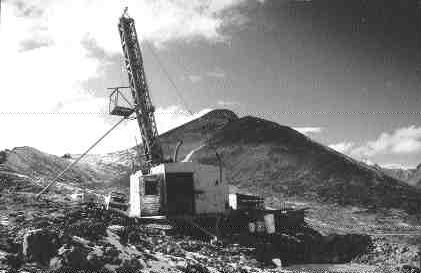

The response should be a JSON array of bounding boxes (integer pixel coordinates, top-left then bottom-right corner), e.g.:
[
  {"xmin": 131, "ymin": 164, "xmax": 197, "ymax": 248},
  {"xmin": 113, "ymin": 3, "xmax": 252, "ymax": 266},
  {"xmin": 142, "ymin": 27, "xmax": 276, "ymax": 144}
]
[
  {"xmin": 109, "ymin": 9, "xmax": 228, "ymax": 218},
  {"xmin": 112, "ymin": 9, "xmax": 163, "ymax": 171}
]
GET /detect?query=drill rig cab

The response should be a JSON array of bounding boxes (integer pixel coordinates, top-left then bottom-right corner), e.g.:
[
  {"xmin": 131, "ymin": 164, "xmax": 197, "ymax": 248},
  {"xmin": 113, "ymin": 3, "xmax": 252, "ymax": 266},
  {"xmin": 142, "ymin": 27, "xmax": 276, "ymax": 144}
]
[
  {"xmin": 110, "ymin": 9, "xmax": 228, "ymax": 219},
  {"xmin": 129, "ymin": 162, "xmax": 227, "ymax": 218}
]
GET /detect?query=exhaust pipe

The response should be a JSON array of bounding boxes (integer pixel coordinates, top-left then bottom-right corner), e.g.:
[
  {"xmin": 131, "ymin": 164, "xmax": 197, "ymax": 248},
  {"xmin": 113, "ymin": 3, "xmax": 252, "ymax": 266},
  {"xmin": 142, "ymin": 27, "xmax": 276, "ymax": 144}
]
[{"xmin": 173, "ymin": 140, "xmax": 183, "ymax": 162}]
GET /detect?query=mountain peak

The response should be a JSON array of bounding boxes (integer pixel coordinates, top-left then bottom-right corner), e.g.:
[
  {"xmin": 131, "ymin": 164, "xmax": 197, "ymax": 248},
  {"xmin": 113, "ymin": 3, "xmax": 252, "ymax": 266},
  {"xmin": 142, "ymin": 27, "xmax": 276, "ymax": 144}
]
[
  {"xmin": 208, "ymin": 115, "xmax": 307, "ymax": 146},
  {"xmin": 200, "ymin": 109, "xmax": 238, "ymax": 121}
]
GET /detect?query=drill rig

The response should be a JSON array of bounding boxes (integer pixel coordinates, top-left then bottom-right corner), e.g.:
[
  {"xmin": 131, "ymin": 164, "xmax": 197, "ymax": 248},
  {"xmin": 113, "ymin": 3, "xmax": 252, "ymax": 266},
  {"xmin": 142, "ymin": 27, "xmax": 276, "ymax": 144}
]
[{"xmin": 109, "ymin": 9, "xmax": 227, "ymax": 218}]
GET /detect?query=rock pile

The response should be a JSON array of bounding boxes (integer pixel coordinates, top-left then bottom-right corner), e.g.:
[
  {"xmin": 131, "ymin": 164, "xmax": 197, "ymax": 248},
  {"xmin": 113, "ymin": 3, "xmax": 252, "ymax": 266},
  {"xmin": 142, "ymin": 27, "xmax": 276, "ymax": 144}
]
[
  {"xmin": 0, "ymin": 203, "xmax": 277, "ymax": 272},
  {"xmin": 356, "ymin": 236, "xmax": 421, "ymax": 269},
  {"xmin": 0, "ymin": 190, "xmax": 395, "ymax": 273}
]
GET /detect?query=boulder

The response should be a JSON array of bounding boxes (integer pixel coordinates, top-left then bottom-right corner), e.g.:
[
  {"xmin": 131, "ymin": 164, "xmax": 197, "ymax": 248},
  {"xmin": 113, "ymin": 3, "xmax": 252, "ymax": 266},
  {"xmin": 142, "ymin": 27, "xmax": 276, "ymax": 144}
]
[
  {"xmin": 49, "ymin": 256, "xmax": 64, "ymax": 270},
  {"xmin": 68, "ymin": 221, "xmax": 107, "ymax": 240},
  {"xmin": 128, "ymin": 230, "xmax": 141, "ymax": 245},
  {"xmin": 116, "ymin": 256, "xmax": 144, "ymax": 273},
  {"xmin": 22, "ymin": 228, "xmax": 59, "ymax": 265},
  {"xmin": 271, "ymin": 258, "xmax": 282, "ymax": 268},
  {"xmin": 184, "ymin": 264, "xmax": 210, "ymax": 273},
  {"xmin": 0, "ymin": 250, "xmax": 7, "ymax": 265},
  {"xmin": 60, "ymin": 245, "xmax": 88, "ymax": 268},
  {"xmin": 86, "ymin": 252, "xmax": 106, "ymax": 269},
  {"xmin": 103, "ymin": 245, "xmax": 122, "ymax": 264},
  {"xmin": 401, "ymin": 265, "xmax": 421, "ymax": 273},
  {"xmin": 1, "ymin": 250, "xmax": 23, "ymax": 269}
]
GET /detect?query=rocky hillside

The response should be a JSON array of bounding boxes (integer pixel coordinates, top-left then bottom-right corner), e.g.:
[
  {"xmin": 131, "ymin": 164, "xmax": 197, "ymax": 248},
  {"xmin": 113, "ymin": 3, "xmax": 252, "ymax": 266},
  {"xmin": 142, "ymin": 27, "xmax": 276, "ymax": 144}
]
[
  {"xmin": 158, "ymin": 109, "xmax": 238, "ymax": 161},
  {"xmin": 0, "ymin": 147, "xmax": 118, "ymax": 189},
  {"xmin": 187, "ymin": 116, "xmax": 421, "ymax": 215},
  {"xmin": 381, "ymin": 165, "xmax": 421, "ymax": 188},
  {"xmin": 407, "ymin": 164, "xmax": 421, "ymax": 187},
  {"xmin": 76, "ymin": 109, "xmax": 238, "ymax": 187},
  {"xmin": 381, "ymin": 167, "xmax": 415, "ymax": 183},
  {"xmin": 2, "ymin": 109, "xmax": 421, "ymax": 215}
]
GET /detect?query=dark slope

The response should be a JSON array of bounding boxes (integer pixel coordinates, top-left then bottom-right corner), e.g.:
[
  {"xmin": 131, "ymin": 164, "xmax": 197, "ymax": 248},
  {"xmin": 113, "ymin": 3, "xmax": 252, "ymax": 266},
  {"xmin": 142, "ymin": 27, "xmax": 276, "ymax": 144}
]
[
  {"xmin": 158, "ymin": 109, "xmax": 238, "ymax": 161},
  {"xmin": 408, "ymin": 164, "xmax": 421, "ymax": 187},
  {"xmin": 191, "ymin": 116, "xmax": 421, "ymax": 214},
  {"xmin": 380, "ymin": 164, "xmax": 421, "ymax": 188},
  {"xmin": 80, "ymin": 109, "xmax": 238, "ymax": 185},
  {"xmin": 381, "ymin": 167, "xmax": 416, "ymax": 183}
]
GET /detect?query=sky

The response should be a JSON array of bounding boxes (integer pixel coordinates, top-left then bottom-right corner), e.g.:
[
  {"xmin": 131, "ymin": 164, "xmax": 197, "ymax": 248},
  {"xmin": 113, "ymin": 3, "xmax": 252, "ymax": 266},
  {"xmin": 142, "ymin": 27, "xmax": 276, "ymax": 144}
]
[{"xmin": 1, "ymin": 0, "xmax": 421, "ymax": 168}]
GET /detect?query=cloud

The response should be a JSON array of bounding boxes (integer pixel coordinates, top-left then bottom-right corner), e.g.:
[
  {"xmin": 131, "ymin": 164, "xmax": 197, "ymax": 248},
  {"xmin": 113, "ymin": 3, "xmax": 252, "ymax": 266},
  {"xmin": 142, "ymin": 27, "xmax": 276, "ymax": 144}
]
[
  {"xmin": 207, "ymin": 71, "xmax": 226, "ymax": 78},
  {"xmin": 0, "ymin": 0, "xmax": 248, "ymax": 113},
  {"xmin": 0, "ymin": 1, "xmax": 243, "ymax": 155},
  {"xmin": 155, "ymin": 105, "xmax": 213, "ymax": 134},
  {"xmin": 186, "ymin": 69, "xmax": 226, "ymax": 83},
  {"xmin": 360, "ymin": 158, "xmax": 375, "ymax": 166},
  {"xmin": 0, "ymin": 100, "xmax": 133, "ymax": 156},
  {"xmin": 293, "ymin": 127, "xmax": 323, "ymax": 135},
  {"xmin": 188, "ymin": 75, "xmax": 203, "ymax": 83},
  {"xmin": 380, "ymin": 163, "xmax": 414, "ymax": 170},
  {"xmin": 328, "ymin": 126, "xmax": 421, "ymax": 165},
  {"xmin": 217, "ymin": 100, "xmax": 240, "ymax": 107},
  {"xmin": 351, "ymin": 126, "xmax": 421, "ymax": 158},
  {"xmin": 328, "ymin": 142, "xmax": 355, "ymax": 154},
  {"xmin": 0, "ymin": 105, "xmax": 212, "ymax": 155},
  {"xmin": 6, "ymin": 0, "xmax": 247, "ymax": 54}
]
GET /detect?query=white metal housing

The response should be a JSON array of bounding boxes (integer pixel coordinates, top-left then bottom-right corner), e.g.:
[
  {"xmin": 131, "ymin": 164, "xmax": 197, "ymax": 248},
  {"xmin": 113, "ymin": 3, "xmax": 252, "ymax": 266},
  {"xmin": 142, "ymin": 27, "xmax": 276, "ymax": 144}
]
[{"xmin": 129, "ymin": 162, "xmax": 227, "ymax": 217}]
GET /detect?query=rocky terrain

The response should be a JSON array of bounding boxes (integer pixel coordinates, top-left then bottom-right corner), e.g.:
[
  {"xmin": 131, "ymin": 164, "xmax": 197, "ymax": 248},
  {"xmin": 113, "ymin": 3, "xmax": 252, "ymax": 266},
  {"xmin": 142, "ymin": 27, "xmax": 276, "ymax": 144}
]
[
  {"xmin": 380, "ymin": 165, "xmax": 421, "ymax": 188},
  {"xmin": 0, "ymin": 170, "xmax": 418, "ymax": 272},
  {"xmin": 1, "ymin": 109, "xmax": 421, "ymax": 272},
  {"xmin": 0, "ymin": 170, "xmax": 271, "ymax": 272},
  {"xmin": 4, "ymin": 109, "xmax": 420, "ymax": 212},
  {"xmin": 408, "ymin": 165, "xmax": 421, "ymax": 187},
  {"xmin": 191, "ymin": 115, "xmax": 421, "ymax": 215},
  {"xmin": 0, "ymin": 171, "xmax": 403, "ymax": 273},
  {"xmin": 0, "ymin": 147, "xmax": 115, "ymax": 189}
]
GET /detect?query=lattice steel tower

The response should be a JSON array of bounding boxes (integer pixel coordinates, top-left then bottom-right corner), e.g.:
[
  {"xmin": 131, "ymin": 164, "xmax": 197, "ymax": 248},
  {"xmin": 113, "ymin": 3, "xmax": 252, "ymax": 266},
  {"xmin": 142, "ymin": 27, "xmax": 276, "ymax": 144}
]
[{"xmin": 115, "ymin": 9, "xmax": 164, "ymax": 170}]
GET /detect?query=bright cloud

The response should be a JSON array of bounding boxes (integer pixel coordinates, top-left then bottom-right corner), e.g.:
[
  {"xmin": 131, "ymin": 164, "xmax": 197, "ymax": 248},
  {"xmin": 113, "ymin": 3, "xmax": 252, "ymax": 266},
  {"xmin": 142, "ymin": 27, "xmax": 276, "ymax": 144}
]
[
  {"xmin": 155, "ymin": 106, "xmax": 213, "ymax": 134},
  {"xmin": 293, "ymin": 127, "xmax": 323, "ymax": 135},
  {"xmin": 0, "ymin": 105, "xmax": 212, "ymax": 155},
  {"xmin": 352, "ymin": 126, "xmax": 421, "ymax": 158},
  {"xmin": 328, "ymin": 142, "xmax": 355, "ymax": 154},
  {"xmin": 5, "ymin": 0, "xmax": 247, "ymax": 54},
  {"xmin": 0, "ymin": 0, "xmax": 244, "ymax": 155},
  {"xmin": 328, "ymin": 126, "xmax": 421, "ymax": 164},
  {"xmin": 380, "ymin": 163, "xmax": 414, "ymax": 170},
  {"xmin": 207, "ymin": 71, "xmax": 226, "ymax": 78},
  {"xmin": 217, "ymin": 100, "xmax": 240, "ymax": 107},
  {"xmin": 188, "ymin": 75, "xmax": 203, "ymax": 83}
]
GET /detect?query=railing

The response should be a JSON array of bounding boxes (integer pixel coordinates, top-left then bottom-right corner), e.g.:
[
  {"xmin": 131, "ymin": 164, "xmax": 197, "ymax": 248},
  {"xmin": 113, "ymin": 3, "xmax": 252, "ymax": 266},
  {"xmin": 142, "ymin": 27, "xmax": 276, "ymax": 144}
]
[{"xmin": 108, "ymin": 87, "xmax": 134, "ymax": 117}]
